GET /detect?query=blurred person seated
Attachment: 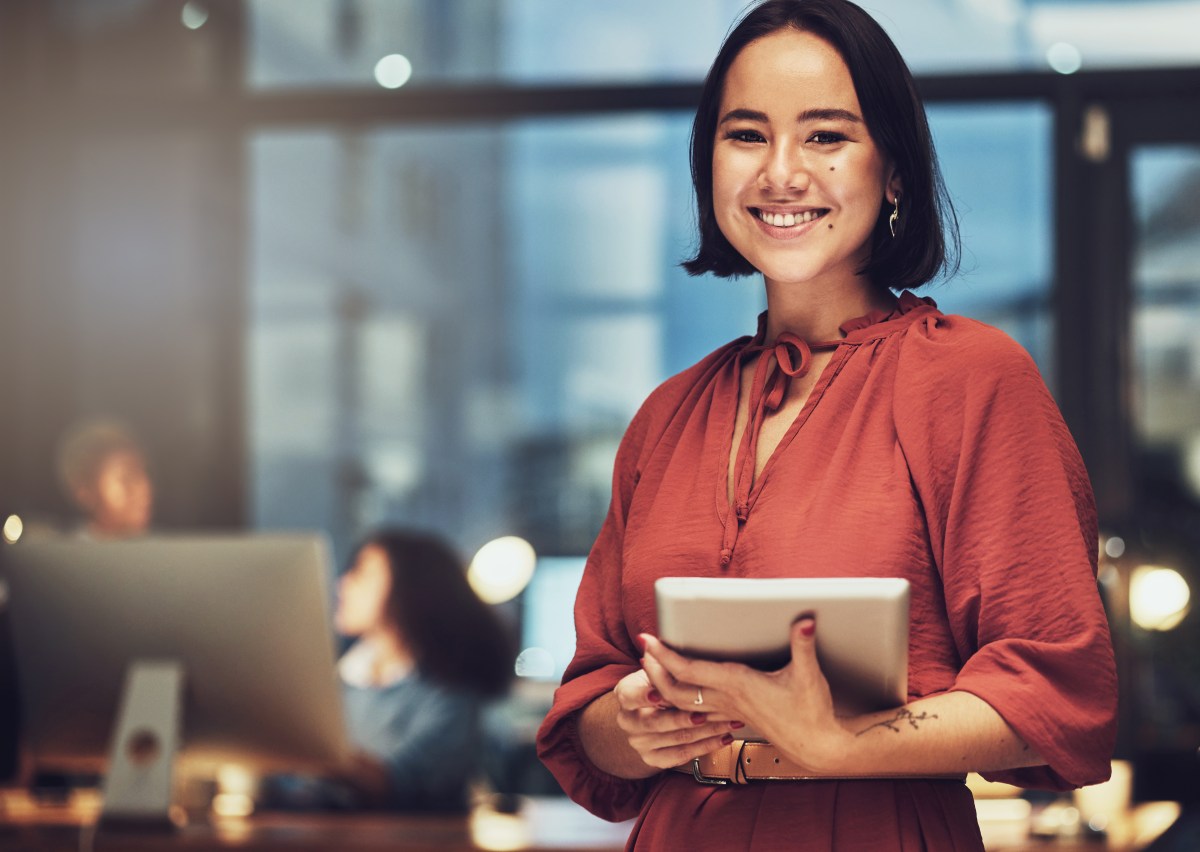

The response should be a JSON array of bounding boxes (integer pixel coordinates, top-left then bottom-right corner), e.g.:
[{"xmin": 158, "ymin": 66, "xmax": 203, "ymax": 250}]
[
  {"xmin": 55, "ymin": 418, "xmax": 153, "ymax": 539},
  {"xmin": 263, "ymin": 528, "xmax": 517, "ymax": 813},
  {"xmin": 15, "ymin": 420, "xmax": 153, "ymax": 794}
]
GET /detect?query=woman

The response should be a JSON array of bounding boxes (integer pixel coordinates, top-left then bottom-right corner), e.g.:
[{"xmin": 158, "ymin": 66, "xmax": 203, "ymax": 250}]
[
  {"xmin": 273, "ymin": 528, "xmax": 516, "ymax": 812},
  {"xmin": 55, "ymin": 418, "xmax": 154, "ymax": 539},
  {"xmin": 535, "ymin": 1, "xmax": 1117, "ymax": 849}
]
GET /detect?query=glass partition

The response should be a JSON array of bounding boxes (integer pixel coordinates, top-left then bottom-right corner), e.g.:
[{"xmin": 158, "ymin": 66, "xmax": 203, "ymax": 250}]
[
  {"xmin": 925, "ymin": 102, "xmax": 1055, "ymax": 385},
  {"xmin": 1125, "ymin": 144, "xmax": 1200, "ymax": 767},
  {"xmin": 249, "ymin": 102, "xmax": 1056, "ymax": 564},
  {"xmin": 246, "ymin": 0, "xmax": 1200, "ymax": 89},
  {"xmin": 248, "ymin": 114, "xmax": 765, "ymax": 561},
  {"xmin": 1131, "ymin": 146, "xmax": 1200, "ymax": 504}
]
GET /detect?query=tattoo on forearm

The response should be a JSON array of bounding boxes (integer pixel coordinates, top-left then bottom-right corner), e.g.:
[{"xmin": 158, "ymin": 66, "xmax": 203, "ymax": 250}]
[{"xmin": 856, "ymin": 708, "xmax": 939, "ymax": 736}]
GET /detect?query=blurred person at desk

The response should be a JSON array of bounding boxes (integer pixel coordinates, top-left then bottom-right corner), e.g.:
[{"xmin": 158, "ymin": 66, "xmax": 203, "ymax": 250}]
[
  {"xmin": 264, "ymin": 528, "xmax": 517, "ymax": 813},
  {"xmin": 6, "ymin": 418, "xmax": 156, "ymax": 794},
  {"xmin": 55, "ymin": 418, "xmax": 154, "ymax": 539}
]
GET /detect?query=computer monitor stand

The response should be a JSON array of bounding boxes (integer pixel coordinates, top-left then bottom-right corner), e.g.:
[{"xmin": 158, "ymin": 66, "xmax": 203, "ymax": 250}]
[{"xmin": 99, "ymin": 659, "xmax": 184, "ymax": 830}]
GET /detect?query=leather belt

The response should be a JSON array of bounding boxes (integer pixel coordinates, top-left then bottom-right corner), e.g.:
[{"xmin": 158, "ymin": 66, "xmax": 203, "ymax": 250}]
[{"xmin": 674, "ymin": 740, "xmax": 968, "ymax": 786}]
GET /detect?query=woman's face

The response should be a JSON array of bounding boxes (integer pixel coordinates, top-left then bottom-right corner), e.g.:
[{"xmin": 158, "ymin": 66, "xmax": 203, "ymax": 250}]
[
  {"xmin": 712, "ymin": 28, "xmax": 898, "ymax": 292},
  {"xmin": 85, "ymin": 450, "xmax": 153, "ymax": 536},
  {"xmin": 335, "ymin": 544, "xmax": 393, "ymax": 637}
]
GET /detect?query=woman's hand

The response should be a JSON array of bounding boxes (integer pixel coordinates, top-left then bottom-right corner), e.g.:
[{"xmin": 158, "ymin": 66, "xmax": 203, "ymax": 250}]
[
  {"xmin": 329, "ymin": 751, "xmax": 393, "ymax": 805},
  {"xmin": 609, "ymin": 662, "xmax": 745, "ymax": 772},
  {"xmin": 639, "ymin": 615, "xmax": 853, "ymax": 774}
]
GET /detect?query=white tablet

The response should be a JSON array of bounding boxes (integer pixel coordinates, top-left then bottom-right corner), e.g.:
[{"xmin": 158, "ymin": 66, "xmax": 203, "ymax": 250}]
[{"xmin": 655, "ymin": 577, "xmax": 910, "ymax": 718}]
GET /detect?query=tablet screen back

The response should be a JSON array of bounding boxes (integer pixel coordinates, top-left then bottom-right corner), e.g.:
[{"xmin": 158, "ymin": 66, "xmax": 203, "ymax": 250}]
[{"xmin": 655, "ymin": 577, "xmax": 909, "ymax": 718}]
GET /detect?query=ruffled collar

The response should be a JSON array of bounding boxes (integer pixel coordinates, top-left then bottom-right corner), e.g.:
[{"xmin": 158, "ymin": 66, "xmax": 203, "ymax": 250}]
[
  {"xmin": 749, "ymin": 290, "xmax": 937, "ymax": 347},
  {"xmin": 719, "ymin": 290, "xmax": 938, "ymax": 569}
]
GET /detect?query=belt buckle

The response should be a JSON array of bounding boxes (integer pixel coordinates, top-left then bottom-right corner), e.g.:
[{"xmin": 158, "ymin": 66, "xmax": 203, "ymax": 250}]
[{"xmin": 690, "ymin": 757, "xmax": 730, "ymax": 786}]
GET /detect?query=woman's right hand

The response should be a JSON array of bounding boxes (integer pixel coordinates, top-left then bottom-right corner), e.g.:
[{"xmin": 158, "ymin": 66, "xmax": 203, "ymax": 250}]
[{"xmin": 611, "ymin": 666, "xmax": 743, "ymax": 772}]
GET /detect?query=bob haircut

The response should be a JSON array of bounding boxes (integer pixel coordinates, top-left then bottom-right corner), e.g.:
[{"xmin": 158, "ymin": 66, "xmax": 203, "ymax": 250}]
[
  {"xmin": 683, "ymin": 0, "xmax": 959, "ymax": 289},
  {"xmin": 349, "ymin": 528, "xmax": 516, "ymax": 698}
]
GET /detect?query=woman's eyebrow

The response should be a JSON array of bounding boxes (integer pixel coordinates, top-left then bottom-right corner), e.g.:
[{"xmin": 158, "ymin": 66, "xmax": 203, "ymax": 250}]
[
  {"xmin": 798, "ymin": 107, "xmax": 862, "ymax": 124},
  {"xmin": 718, "ymin": 108, "xmax": 769, "ymax": 125},
  {"xmin": 718, "ymin": 107, "xmax": 863, "ymax": 125}
]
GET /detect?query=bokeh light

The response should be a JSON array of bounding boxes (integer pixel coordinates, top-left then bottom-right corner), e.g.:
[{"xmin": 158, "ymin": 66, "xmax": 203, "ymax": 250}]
[
  {"xmin": 1129, "ymin": 565, "xmax": 1191, "ymax": 631},
  {"xmin": 1046, "ymin": 42, "xmax": 1083, "ymax": 75},
  {"xmin": 2, "ymin": 514, "xmax": 23, "ymax": 544},
  {"xmin": 468, "ymin": 536, "xmax": 536, "ymax": 604},
  {"xmin": 374, "ymin": 54, "xmax": 413, "ymax": 89},
  {"xmin": 181, "ymin": 1, "xmax": 209, "ymax": 30}
]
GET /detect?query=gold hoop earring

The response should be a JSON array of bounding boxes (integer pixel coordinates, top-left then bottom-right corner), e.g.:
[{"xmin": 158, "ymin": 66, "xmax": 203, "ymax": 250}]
[{"xmin": 888, "ymin": 195, "xmax": 900, "ymax": 239}]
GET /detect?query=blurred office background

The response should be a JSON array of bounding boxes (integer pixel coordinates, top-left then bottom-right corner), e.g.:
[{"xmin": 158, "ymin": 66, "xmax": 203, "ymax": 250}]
[{"xmin": 0, "ymin": 0, "xmax": 1198, "ymax": 826}]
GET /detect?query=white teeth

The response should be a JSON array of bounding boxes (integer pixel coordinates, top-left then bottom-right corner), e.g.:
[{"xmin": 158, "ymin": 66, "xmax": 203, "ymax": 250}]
[{"xmin": 757, "ymin": 209, "xmax": 823, "ymax": 227}]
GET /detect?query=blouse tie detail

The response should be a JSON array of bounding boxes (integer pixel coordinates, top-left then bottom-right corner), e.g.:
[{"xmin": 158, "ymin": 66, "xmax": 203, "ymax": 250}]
[{"xmin": 720, "ymin": 332, "xmax": 840, "ymax": 568}]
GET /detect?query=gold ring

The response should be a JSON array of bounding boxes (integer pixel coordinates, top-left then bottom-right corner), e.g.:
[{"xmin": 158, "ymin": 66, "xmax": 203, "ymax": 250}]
[{"xmin": 693, "ymin": 687, "xmax": 704, "ymax": 706}]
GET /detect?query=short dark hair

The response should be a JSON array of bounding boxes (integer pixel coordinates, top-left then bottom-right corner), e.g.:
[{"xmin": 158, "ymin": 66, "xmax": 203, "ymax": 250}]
[
  {"xmin": 352, "ymin": 528, "xmax": 516, "ymax": 698},
  {"xmin": 55, "ymin": 418, "xmax": 145, "ymax": 497},
  {"xmin": 682, "ymin": 0, "xmax": 959, "ymax": 289}
]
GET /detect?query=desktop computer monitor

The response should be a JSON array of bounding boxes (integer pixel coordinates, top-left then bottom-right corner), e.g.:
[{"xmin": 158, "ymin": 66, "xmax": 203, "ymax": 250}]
[
  {"xmin": 518, "ymin": 556, "xmax": 587, "ymax": 682},
  {"xmin": 0, "ymin": 533, "xmax": 350, "ymax": 816}
]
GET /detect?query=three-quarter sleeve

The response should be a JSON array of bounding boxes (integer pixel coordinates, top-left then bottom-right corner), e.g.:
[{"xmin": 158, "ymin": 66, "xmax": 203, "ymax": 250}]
[
  {"xmin": 895, "ymin": 316, "xmax": 1117, "ymax": 790},
  {"xmin": 535, "ymin": 403, "xmax": 657, "ymax": 821}
]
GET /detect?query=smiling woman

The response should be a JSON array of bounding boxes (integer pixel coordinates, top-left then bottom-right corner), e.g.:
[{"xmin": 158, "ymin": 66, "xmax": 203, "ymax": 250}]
[
  {"xmin": 709, "ymin": 29, "xmax": 899, "ymax": 327},
  {"xmin": 535, "ymin": 1, "xmax": 1117, "ymax": 850}
]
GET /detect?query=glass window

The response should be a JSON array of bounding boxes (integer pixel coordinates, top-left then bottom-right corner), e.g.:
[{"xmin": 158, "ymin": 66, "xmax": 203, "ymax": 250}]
[
  {"xmin": 246, "ymin": 0, "xmax": 748, "ymax": 88},
  {"xmin": 246, "ymin": 0, "xmax": 1200, "ymax": 89},
  {"xmin": 248, "ymin": 115, "xmax": 764, "ymax": 561},
  {"xmin": 924, "ymin": 102, "xmax": 1056, "ymax": 384},
  {"xmin": 1131, "ymin": 146, "xmax": 1200, "ymax": 504},
  {"xmin": 249, "ymin": 104, "xmax": 1055, "ymax": 561},
  {"xmin": 1127, "ymin": 144, "xmax": 1200, "ymax": 757}
]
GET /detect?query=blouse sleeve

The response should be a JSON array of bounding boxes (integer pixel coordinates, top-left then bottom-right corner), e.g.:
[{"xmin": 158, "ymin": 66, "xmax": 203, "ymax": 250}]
[
  {"xmin": 534, "ymin": 402, "xmax": 658, "ymax": 822},
  {"xmin": 895, "ymin": 316, "xmax": 1117, "ymax": 790}
]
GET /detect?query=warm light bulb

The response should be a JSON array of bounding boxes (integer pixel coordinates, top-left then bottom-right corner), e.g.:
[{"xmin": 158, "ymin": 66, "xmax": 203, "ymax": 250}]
[
  {"xmin": 1129, "ymin": 565, "xmax": 1191, "ymax": 631},
  {"xmin": 468, "ymin": 536, "xmax": 536, "ymax": 604},
  {"xmin": 2, "ymin": 514, "xmax": 23, "ymax": 544}
]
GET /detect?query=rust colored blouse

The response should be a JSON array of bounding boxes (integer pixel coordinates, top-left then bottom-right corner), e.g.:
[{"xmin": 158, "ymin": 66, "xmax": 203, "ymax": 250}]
[{"xmin": 536, "ymin": 294, "xmax": 1117, "ymax": 850}]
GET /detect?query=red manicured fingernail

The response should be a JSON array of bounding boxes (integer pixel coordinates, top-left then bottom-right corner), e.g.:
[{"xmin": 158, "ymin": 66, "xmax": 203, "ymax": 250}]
[
  {"xmin": 690, "ymin": 712, "xmax": 706, "ymax": 725},
  {"xmin": 798, "ymin": 617, "xmax": 815, "ymax": 637},
  {"xmin": 730, "ymin": 720, "xmax": 745, "ymax": 730},
  {"xmin": 720, "ymin": 733, "xmax": 734, "ymax": 745},
  {"xmin": 647, "ymin": 689, "xmax": 663, "ymax": 704}
]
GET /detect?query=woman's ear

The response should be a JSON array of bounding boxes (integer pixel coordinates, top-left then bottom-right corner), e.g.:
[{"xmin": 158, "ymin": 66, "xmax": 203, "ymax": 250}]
[{"xmin": 886, "ymin": 167, "xmax": 903, "ymax": 205}]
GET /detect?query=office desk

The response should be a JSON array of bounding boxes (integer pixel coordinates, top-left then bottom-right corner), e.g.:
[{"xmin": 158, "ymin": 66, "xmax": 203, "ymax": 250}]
[
  {"xmin": 0, "ymin": 790, "xmax": 1180, "ymax": 852},
  {"xmin": 1, "ymin": 793, "xmax": 632, "ymax": 852}
]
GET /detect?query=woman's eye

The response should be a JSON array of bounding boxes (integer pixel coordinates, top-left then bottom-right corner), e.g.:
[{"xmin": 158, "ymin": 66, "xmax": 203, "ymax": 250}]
[
  {"xmin": 809, "ymin": 131, "xmax": 846, "ymax": 145},
  {"xmin": 726, "ymin": 129, "xmax": 766, "ymax": 144}
]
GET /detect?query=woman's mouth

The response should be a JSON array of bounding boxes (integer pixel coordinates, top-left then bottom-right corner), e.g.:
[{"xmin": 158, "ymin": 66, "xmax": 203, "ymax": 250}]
[{"xmin": 752, "ymin": 208, "xmax": 828, "ymax": 228}]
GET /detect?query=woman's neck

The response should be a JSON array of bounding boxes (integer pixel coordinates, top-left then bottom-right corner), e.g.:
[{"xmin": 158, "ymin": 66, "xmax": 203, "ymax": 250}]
[
  {"xmin": 362, "ymin": 628, "xmax": 415, "ymax": 677},
  {"xmin": 762, "ymin": 275, "xmax": 895, "ymax": 342}
]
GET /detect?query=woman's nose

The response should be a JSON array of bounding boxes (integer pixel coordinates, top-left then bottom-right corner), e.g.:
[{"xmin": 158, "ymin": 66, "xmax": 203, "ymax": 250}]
[{"xmin": 760, "ymin": 143, "xmax": 810, "ymax": 192}]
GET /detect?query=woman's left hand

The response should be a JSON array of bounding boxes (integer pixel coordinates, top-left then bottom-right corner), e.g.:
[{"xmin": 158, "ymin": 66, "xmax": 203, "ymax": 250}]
[
  {"xmin": 330, "ymin": 751, "xmax": 394, "ymax": 805},
  {"xmin": 639, "ymin": 616, "xmax": 852, "ymax": 774}
]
